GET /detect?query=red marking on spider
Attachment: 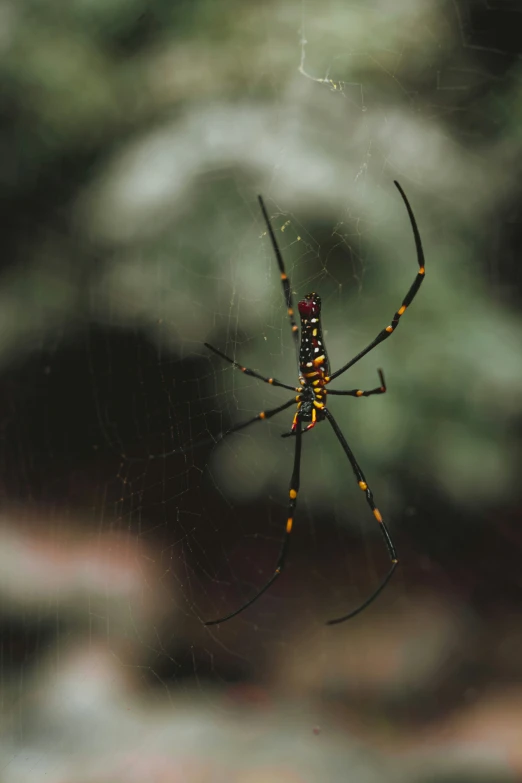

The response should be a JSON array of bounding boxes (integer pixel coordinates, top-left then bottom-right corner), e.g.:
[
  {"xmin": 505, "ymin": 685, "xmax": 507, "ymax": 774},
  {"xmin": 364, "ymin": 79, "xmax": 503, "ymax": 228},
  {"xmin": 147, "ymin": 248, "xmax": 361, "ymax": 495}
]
[{"xmin": 298, "ymin": 297, "xmax": 320, "ymax": 317}]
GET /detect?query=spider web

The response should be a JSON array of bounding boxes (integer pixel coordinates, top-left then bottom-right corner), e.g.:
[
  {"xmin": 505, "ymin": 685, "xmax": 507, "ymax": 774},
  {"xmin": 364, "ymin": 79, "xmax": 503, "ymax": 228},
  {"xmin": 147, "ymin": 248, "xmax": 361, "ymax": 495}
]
[
  {"xmin": 2, "ymin": 0, "xmax": 522, "ymax": 779},
  {"xmin": 82, "ymin": 3, "xmax": 522, "ymax": 637},
  {"xmin": 90, "ymin": 187, "xmax": 379, "ymax": 626},
  {"xmin": 76, "ymin": 0, "xmax": 522, "ymax": 652}
]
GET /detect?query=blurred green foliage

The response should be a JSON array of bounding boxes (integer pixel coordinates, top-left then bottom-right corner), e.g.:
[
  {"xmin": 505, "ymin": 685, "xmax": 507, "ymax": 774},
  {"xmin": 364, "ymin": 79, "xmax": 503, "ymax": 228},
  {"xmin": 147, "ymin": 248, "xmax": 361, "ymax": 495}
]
[{"xmin": 1, "ymin": 0, "xmax": 521, "ymax": 518}]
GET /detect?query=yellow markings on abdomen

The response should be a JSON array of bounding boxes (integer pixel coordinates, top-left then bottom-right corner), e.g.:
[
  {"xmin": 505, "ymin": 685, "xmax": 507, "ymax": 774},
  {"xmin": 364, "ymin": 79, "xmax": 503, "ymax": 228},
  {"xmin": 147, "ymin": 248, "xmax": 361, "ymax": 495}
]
[
  {"xmin": 398, "ymin": 305, "xmax": 406, "ymax": 315},
  {"xmin": 358, "ymin": 481, "xmax": 367, "ymax": 491},
  {"xmin": 289, "ymin": 489, "xmax": 297, "ymax": 499},
  {"xmin": 373, "ymin": 508, "xmax": 383, "ymax": 523},
  {"xmin": 286, "ymin": 517, "xmax": 293, "ymax": 533}
]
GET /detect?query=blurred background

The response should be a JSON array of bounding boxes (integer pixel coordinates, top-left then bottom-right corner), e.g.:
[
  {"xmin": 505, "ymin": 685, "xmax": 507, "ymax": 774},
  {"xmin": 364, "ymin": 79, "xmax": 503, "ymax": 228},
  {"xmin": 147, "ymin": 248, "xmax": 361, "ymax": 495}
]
[{"xmin": 0, "ymin": 0, "xmax": 521, "ymax": 781}]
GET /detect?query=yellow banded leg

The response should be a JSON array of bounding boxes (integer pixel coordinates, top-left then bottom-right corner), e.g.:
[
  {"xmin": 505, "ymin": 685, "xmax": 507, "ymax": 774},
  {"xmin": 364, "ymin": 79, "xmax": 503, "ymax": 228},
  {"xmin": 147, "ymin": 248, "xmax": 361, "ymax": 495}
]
[
  {"xmin": 257, "ymin": 195, "xmax": 300, "ymax": 348},
  {"xmin": 328, "ymin": 370, "xmax": 387, "ymax": 398},
  {"xmin": 205, "ymin": 419, "xmax": 303, "ymax": 626},
  {"xmin": 327, "ymin": 181, "xmax": 426, "ymax": 384},
  {"xmin": 324, "ymin": 408, "xmax": 398, "ymax": 625},
  {"xmin": 204, "ymin": 343, "xmax": 298, "ymax": 392}
]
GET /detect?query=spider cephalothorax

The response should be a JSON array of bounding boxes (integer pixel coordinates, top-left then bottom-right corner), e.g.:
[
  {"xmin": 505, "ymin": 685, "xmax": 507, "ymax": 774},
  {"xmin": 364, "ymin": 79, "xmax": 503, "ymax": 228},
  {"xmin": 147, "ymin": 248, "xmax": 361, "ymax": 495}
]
[{"xmin": 203, "ymin": 182, "xmax": 426, "ymax": 626}]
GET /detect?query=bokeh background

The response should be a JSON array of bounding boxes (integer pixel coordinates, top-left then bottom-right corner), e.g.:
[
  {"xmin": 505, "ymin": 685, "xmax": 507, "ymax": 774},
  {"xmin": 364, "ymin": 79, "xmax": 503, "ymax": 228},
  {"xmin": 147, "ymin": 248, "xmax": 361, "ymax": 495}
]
[{"xmin": 1, "ymin": 1, "xmax": 522, "ymax": 781}]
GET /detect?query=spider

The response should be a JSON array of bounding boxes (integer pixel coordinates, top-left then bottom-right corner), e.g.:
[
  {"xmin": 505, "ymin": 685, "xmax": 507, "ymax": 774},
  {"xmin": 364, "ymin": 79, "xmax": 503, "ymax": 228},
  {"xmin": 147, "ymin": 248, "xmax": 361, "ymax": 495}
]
[{"xmin": 204, "ymin": 181, "xmax": 425, "ymax": 626}]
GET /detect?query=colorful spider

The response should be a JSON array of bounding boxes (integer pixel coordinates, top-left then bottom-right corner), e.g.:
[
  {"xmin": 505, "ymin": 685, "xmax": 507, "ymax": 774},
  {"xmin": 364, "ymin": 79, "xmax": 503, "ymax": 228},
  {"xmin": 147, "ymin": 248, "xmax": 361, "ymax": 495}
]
[{"xmin": 204, "ymin": 182, "xmax": 425, "ymax": 626}]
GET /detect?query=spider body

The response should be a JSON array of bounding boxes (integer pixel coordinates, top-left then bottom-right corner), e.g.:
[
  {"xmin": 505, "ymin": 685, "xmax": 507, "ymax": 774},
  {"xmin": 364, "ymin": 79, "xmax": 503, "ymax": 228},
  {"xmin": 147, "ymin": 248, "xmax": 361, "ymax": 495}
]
[
  {"xmin": 203, "ymin": 182, "xmax": 426, "ymax": 627},
  {"xmin": 294, "ymin": 293, "xmax": 329, "ymax": 432}
]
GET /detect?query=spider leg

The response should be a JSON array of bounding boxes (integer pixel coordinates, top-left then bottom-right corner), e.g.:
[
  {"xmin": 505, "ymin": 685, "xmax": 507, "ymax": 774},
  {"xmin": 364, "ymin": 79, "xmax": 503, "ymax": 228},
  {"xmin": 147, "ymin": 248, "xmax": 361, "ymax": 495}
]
[
  {"xmin": 205, "ymin": 418, "xmax": 303, "ymax": 625},
  {"xmin": 205, "ymin": 343, "xmax": 298, "ymax": 392},
  {"xmin": 122, "ymin": 397, "xmax": 296, "ymax": 463},
  {"xmin": 324, "ymin": 408, "xmax": 397, "ymax": 625},
  {"xmin": 328, "ymin": 181, "xmax": 425, "ymax": 383},
  {"xmin": 328, "ymin": 369, "xmax": 387, "ymax": 397},
  {"xmin": 258, "ymin": 195, "xmax": 300, "ymax": 353},
  {"xmin": 280, "ymin": 426, "xmax": 314, "ymax": 439}
]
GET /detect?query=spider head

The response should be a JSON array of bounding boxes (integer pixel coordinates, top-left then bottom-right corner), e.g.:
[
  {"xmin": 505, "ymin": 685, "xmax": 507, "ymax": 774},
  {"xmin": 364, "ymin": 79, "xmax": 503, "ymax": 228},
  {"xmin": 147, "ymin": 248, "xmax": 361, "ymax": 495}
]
[{"xmin": 298, "ymin": 293, "xmax": 321, "ymax": 319}]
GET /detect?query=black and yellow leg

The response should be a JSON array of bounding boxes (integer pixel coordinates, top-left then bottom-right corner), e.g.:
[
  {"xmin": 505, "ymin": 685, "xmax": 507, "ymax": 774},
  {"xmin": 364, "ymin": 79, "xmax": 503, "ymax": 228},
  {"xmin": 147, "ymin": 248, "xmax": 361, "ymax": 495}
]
[
  {"xmin": 328, "ymin": 370, "xmax": 387, "ymax": 397},
  {"xmin": 258, "ymin": 195, "xmax": 300, "ymax": 350},
  {"xmin": 205, "ymin": 418, "xmax": 303, "ymax": 626},
  {"xmin": 124, "ymin": 397, "xmax": 297, "ymax": 464},
  {"xmin": 329, "ymin": 181, "xmax": 425, "ymax": 382},
  {"xmin": 290, "ymin": 406, "xmax": 301, "ymax": 431},
  {"xmin": 303, "ymin": 405, "xmax": 319, "ymax": 431},
  {"xmin": 324, "ymin": 408, "xmax": 398, "ymax": 625},
  {"xmin": 220, "ymin": 397, "xmax": 299, "ymax": 437},
  {"xmin": 205, "ymin": 343, "xmax": 298, "ymax": 392}
]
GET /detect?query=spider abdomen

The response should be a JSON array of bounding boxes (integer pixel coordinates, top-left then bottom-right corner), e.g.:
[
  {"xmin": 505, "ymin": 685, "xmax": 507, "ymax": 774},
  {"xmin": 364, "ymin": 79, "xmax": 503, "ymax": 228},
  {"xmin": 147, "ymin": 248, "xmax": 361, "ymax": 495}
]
[
  {"xmin": 298, "ymin": 292, "xmax": 330, "ymax": 381},
  {"xmin": 294, "ymin": 293, "xmax": 331, "ymax": 430}
]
